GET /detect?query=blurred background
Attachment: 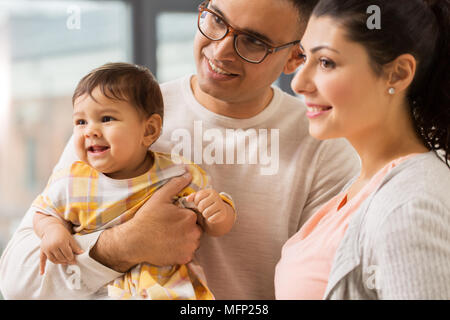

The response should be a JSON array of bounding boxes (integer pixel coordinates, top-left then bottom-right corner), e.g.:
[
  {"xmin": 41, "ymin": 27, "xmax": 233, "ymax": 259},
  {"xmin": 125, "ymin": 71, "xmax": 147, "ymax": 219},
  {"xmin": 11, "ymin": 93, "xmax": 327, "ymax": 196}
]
[{"xmin": 0, "ymin": 0, "xmax": 295, "ymax": 297}]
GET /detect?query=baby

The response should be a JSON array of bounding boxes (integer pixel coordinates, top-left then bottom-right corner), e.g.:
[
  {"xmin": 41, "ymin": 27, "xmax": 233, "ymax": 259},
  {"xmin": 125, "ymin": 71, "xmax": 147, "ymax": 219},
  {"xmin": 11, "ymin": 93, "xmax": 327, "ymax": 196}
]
[{"xmin": 31, "ymin": 62, "xmax": 236, "ymax": 300}]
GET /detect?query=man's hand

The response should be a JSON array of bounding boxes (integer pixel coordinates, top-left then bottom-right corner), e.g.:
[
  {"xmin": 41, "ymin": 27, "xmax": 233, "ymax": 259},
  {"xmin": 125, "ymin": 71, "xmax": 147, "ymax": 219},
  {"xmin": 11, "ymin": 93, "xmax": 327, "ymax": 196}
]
[{"xmin": 90, "ymin": 171, "xmax": 203, "ymax": 272}]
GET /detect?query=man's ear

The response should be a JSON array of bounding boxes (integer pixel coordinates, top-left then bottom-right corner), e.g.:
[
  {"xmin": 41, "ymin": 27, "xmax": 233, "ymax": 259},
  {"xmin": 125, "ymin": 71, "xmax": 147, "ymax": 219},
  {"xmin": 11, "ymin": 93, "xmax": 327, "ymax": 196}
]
[
  {"xmin": 142, "ymin": 113, "xmax": 162, "ymax": 148},
  {"xmin": 384, "ymin": 53, "xmax": 416, "ymax": 93},
  {"xmin": 283, "ymin": 44, "xmax": 305, "ymax": 75}
]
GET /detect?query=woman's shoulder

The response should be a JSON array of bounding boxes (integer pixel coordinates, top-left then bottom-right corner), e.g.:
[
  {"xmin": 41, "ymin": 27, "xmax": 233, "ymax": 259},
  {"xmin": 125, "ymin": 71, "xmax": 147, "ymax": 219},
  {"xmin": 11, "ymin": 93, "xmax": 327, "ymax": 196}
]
[
  {"xmin": 362, "ymin": 151, "xmax": 450, "ymax": 237},
  {"xmin": 378, "ymin": 152, "xmax": 449, "ymax": 202}
]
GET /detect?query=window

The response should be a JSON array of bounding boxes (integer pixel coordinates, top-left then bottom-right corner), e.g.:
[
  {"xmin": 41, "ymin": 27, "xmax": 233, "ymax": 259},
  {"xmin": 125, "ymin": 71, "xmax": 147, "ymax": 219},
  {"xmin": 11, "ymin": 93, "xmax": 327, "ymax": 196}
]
[
  {"xmin": 0, "ymin": 0, "xmax": 131, "ymax": 252},
  {"xmin": 156, "ymin": 12, "xmax": 197, "ymax": 82}
]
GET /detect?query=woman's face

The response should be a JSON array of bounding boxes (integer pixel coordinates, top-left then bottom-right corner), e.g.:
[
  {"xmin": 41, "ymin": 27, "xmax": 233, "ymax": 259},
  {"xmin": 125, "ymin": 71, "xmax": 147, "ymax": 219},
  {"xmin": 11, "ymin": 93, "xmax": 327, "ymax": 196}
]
[{"xmin": 291, "ymin": 16, "xmax": 389, "ymax": 141}]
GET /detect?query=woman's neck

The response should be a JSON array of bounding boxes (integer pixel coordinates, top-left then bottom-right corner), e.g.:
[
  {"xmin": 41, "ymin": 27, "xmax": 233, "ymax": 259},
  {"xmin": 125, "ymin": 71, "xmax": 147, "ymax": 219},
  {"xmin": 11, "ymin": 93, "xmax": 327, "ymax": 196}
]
[{"xmin": 348, "ymin": 110, "xmax": 428, "ymax": 180}]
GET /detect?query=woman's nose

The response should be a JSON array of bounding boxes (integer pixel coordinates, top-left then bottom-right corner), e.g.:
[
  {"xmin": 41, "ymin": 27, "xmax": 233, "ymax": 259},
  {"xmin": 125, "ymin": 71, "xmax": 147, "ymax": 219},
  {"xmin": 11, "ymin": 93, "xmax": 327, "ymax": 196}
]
[{"xmin": 291, "ymin": 65, "xmax": 316, "ymax": 96}]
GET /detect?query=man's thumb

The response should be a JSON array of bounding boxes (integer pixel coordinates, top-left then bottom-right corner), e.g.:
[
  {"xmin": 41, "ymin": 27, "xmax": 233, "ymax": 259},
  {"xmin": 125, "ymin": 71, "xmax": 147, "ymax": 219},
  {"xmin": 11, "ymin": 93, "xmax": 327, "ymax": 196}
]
[{"xmin": 154, "ymin": 171, "xmax": 192, "ymax": 202}]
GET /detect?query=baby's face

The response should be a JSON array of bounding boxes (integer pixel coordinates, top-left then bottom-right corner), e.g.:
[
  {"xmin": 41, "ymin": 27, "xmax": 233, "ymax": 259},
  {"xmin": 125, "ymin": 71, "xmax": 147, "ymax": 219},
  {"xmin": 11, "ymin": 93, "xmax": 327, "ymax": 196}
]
[{"xmin": 72, "ymin": 86, "xmax": 149, "ymax": 179}]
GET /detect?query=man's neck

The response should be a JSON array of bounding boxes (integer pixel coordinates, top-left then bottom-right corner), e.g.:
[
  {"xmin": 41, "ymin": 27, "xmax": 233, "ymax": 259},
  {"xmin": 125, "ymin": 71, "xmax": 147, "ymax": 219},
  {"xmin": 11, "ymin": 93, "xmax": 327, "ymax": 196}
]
[{"xmin": 190, "ymin": 76, "xmax": 274, "ymax": 119}]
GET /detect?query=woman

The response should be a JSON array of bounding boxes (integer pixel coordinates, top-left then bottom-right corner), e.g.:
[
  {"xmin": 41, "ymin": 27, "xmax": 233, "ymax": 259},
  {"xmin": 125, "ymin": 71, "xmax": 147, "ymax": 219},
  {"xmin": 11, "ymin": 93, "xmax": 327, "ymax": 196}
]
[{"xmin": 275, "ymin": 0, "xmax": 450, "ymax": 299}]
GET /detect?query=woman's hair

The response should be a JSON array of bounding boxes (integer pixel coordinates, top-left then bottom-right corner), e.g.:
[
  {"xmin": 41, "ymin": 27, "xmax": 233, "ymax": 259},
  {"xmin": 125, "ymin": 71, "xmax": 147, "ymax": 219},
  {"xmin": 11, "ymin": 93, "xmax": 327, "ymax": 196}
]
[
  {"xmin": 312, "ymin": 0, "xmax": 450, "ymax": 166},
  {"xmin": 72, "ymin": 62, "xmax": 164, "ymax": 122}
]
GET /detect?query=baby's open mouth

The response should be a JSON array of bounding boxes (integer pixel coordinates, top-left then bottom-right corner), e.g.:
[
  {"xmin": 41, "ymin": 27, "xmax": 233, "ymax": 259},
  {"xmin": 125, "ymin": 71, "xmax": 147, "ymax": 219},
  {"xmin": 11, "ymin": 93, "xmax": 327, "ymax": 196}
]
[{"xmin": 88, "ymin": 145, "xmax": 110, "ymax": 153}]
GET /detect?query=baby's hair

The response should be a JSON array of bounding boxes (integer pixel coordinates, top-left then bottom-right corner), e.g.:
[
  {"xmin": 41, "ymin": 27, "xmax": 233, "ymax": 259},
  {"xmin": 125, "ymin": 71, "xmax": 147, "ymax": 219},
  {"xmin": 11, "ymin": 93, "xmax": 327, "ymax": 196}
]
[{"xmin": 72, "ymin": 62, "xmax": 164, "ymax": 122}]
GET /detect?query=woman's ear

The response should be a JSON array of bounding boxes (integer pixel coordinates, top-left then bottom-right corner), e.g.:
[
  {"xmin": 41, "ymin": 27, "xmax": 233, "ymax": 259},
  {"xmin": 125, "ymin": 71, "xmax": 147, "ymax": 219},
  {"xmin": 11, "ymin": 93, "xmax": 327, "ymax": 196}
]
[
  {"xmin": 283, "ymin": 44, "xmax": 305, "ymax": 75},
  {"xmin": 384, "ymin": 53, "xmax": 416, "ymax": 93},
  {"xmin": 142, "ymin": 113, "xmax": 162, "ymax": 148}
]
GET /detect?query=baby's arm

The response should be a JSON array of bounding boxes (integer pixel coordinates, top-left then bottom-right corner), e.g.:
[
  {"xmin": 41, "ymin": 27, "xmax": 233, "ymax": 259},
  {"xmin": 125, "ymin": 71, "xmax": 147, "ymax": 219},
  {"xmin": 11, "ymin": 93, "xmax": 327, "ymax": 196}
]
[
  {"xmin": 185, "ymin": 190, "xmax": 236, "ymax": 237},
  {"xmin": 33, "ymin": 212, "xmax": 84, "ymax": 275}
]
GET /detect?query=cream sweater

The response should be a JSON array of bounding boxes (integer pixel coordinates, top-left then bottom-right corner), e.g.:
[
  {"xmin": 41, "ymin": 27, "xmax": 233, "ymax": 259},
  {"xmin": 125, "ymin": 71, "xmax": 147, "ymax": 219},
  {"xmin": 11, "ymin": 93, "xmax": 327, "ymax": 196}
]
[{"xmin": 325, "ymin": 151, "xmax": 450, "ymax": 299}]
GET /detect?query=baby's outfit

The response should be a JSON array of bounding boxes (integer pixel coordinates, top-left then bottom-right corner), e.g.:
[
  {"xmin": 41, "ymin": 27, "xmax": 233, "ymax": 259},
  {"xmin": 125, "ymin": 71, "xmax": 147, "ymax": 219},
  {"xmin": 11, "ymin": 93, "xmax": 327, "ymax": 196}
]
[{"xmin": 32, "ymin": 151, "xmax": 234, "ymax": 300}]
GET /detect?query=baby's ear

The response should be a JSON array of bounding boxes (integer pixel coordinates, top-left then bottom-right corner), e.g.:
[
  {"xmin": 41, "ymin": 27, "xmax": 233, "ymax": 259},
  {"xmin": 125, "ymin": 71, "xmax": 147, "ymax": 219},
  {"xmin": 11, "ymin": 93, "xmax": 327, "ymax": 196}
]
[{"xmin": 143, "ymin": 114, "xmax": 162, "ymax": 147}]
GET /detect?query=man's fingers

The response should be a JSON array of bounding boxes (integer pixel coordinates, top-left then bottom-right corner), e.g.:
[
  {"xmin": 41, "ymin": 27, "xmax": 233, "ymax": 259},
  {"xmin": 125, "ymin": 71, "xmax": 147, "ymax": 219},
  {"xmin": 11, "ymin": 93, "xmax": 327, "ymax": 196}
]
[{"xmin": 153, "ymin": 171, "xmax": 192, "ymax": 203}]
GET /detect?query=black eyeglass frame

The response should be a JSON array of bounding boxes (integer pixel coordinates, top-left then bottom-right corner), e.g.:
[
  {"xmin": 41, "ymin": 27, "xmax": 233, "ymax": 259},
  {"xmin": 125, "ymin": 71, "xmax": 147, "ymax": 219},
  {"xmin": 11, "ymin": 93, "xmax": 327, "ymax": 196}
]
[{"xmin": 197, "ymin": 0, "xmax": 300, "ymax": 64}]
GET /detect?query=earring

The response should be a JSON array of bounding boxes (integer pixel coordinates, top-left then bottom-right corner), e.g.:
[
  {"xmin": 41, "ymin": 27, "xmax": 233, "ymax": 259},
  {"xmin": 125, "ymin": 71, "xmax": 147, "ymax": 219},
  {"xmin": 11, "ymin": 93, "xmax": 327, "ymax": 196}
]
[{"xmin": 388, "ymin": 87, "xmax": 395, "ymax": 95}]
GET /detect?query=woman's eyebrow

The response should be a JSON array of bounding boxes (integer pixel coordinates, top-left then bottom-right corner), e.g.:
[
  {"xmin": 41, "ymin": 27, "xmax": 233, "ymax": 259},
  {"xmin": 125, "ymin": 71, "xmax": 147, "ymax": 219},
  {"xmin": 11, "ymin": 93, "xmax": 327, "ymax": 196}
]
[
  {"xmin": 311, "ymin": 45, "xmax": 340, "ymax": 54},
  {"xmin": 300, "ymin": 42, "xmax": 340, "ymax": 54}
]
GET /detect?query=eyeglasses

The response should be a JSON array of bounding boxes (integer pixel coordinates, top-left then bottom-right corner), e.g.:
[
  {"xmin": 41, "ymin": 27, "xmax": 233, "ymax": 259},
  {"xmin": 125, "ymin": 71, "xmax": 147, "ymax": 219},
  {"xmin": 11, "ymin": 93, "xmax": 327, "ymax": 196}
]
[{"xmin": 197, "ymin": 0, "xmax": 300, "ymax": 64}]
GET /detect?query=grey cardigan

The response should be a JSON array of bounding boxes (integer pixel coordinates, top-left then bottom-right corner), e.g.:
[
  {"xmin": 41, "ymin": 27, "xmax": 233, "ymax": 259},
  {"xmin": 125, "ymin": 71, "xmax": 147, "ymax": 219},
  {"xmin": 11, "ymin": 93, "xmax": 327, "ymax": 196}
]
[{"xmin": 324, "ymin": 151, "xmax": 450, "ymax": 299}]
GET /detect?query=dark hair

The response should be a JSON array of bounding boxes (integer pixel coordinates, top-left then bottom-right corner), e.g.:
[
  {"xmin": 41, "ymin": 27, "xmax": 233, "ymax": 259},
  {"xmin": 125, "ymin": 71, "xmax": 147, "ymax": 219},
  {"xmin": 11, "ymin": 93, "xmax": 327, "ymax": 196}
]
[
  {"xmin": 72, "ymin": 62, "xmax": 164, "ymax": 122},
  {"xmin": 287, "ymin": 0, "xmax": 319, "ymax": 34},
  {"xmin": 313, "ymin": 0, "xmax": 450, "ymax": 166}
]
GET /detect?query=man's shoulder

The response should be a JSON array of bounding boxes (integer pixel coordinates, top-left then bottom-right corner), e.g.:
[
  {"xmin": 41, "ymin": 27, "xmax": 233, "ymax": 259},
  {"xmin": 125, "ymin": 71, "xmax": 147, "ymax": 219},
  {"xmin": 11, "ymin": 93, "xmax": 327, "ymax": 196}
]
[
  {"xmin": 272, "ymin": 85, "xmax": 306, "ymax": 110},
  {"xmin": 160, "ymin": 75, "xmax": 190, "ymax": 96}
]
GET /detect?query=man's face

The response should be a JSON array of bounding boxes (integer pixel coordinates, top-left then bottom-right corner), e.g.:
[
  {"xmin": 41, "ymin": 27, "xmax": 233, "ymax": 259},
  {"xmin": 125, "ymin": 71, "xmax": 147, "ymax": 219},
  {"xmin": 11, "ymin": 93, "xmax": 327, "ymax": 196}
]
[{"xmin": 193, "ymin": 0, "xmax": 301, "ymax": 105}]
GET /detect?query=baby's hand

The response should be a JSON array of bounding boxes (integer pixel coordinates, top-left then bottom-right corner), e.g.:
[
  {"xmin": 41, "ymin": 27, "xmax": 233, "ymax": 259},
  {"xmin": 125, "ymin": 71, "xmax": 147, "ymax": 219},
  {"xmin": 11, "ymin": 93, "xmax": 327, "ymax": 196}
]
[
  {"xmin": 186, "ymin": 189, "xmax": 235, "ymax": 236},
  {"xmin": 39, "ymin": 224, "xmax": 84, "ymax": 275}
]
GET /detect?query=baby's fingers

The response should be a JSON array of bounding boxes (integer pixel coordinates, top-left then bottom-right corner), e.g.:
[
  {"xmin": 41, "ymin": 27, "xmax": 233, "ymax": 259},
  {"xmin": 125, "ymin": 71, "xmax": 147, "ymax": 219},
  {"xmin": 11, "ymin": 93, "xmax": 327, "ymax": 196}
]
[
  {"xmin": 202, "ymin": 205, "xmax": 221, "ymax": 220},
  {"xmin": 51, "ymin": 248, "xmax": 68, "ymax": 264},
  {"xmin": 39, "ymin": 252, "xmax": 47, "ymax": 275},
  {"xmin": 60, "ymin": 244, "xmax": 75, "ymax": 263},
  {"xmin": 186, "ymin": 193, "xmax": 195, "ymax": 203}
]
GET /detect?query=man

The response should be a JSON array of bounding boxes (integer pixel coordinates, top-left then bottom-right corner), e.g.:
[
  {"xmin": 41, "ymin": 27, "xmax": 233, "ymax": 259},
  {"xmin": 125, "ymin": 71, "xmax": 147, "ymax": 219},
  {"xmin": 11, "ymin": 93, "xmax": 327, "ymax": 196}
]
[{"xmin": 0, "ymin": 0, "xmax": 359, "ymax": 299}]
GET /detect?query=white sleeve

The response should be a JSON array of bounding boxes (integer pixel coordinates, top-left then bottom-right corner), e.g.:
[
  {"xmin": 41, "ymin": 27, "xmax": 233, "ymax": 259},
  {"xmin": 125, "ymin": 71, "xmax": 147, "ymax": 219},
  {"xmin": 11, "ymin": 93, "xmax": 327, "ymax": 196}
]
[
  {"xmin": 0, "ymin": 136, "xmax": 123, "ymax": 299},
  {"xmin": 54, "ymin": 134, "xmax": 79, "ymax": 171},
  {"xmin": 0, "ymin": 207, "xmax": 123, "ymax": 299}
]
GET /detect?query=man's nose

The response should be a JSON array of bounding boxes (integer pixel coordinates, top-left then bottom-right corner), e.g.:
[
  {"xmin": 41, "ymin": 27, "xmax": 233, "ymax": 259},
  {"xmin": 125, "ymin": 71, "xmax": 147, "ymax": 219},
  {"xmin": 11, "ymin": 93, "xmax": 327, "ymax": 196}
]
[{"xmin": 212, "ymin": 32, "xmax": 237, "ymax": 62}]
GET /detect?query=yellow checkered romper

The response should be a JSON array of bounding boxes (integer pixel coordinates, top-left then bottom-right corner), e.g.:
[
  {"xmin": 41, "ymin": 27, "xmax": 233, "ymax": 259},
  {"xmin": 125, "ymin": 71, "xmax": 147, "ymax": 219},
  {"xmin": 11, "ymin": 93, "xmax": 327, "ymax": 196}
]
[{"xmin": 32, "ymin": 151, "xmax": 234, "ymax": 300}]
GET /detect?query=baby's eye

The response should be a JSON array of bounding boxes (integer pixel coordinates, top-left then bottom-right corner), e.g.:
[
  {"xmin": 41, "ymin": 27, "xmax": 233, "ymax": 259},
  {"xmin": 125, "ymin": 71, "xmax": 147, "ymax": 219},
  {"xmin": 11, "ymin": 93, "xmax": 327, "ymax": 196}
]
[
  {"xmin": 102, "ymin": 116, "xmax": 115, "ymax": 122},
  {"xmin": 75, "ymin": 119, "xmax": 86, "ymax": 125}
]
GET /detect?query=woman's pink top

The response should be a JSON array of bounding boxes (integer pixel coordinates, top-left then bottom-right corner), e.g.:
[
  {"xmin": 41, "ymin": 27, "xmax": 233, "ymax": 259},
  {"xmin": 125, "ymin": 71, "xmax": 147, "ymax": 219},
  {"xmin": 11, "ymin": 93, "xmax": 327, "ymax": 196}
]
[{"xmin": 274, "ymin": 154, "xmax": 417, "ymax": 299}]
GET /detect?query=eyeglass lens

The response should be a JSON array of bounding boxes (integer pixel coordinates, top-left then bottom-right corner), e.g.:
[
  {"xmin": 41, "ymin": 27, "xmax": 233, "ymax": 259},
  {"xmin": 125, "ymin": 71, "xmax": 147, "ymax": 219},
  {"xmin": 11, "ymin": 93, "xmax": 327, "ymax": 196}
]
[{"xmin": 199, "ymin": 10, "xmax": 268, "ymax": 63}]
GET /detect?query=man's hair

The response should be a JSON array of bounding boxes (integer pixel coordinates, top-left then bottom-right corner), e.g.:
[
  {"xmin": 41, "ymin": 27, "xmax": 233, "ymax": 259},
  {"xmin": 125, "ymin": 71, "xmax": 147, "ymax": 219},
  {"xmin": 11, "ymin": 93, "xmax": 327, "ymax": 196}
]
[
  {"xmin": 72, "ymin": 62, "xmax": 164, "ymax": 122},
  {"xmin": 287, "ymin": 0, "xmax": 319, "ymax": 34}
]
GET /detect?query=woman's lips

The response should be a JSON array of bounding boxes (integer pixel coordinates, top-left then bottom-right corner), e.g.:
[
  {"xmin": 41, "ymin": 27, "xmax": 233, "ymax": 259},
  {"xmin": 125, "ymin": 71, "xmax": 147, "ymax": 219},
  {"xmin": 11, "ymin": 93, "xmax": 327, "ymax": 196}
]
[{"xmin": 305, "ymin": 103, "xmax": 333, "ymax": 119}]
